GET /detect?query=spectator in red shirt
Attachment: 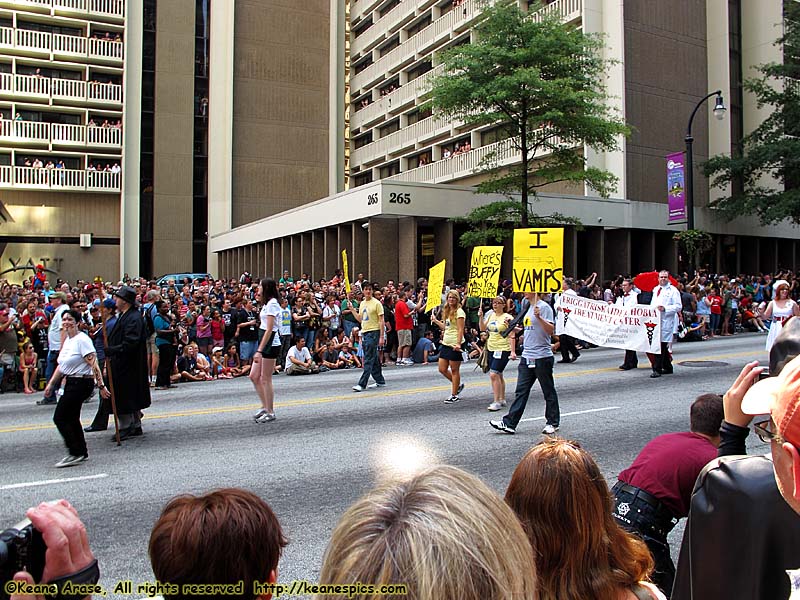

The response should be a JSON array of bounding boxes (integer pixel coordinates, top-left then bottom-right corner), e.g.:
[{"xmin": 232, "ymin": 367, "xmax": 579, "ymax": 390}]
[
  {"xmin": 706, "ymin": 287, "xmax": 723, "ymax": 337},
  {"xmin": 394, "ymin": 288, "xmax": 414, "ymax": 366},
  {"xmin": 611, "ymin": 393, "xmax": 724, "ymax": 597}
]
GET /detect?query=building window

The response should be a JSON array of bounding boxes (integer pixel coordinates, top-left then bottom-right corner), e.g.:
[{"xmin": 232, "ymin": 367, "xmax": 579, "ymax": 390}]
[
  {"xmin": 353, "ymin": 17, "xmax": 373, "ymax": 38},
  {"xmin": 379, "ymin": 35, "xmax": 400, "ymax": 56},
  {"xmin": 354, "ymin": 132, "xmax": 373, "ymax": 148},
  {"xmin": 380, "ymin": 119, "xmax": 400, "ymax": 137},
  {"xmin": 407, "ymin": 107, "xmax": 432, "ymax": 125},
  {"xmin": 481, "ymin": 126, "xmax": 511, "ymax": 145},
  {"xmin": 407, "ymin": 61, "xmax": 432, "ymax": 82},
  {"xmin": 406, "ymin": 14, "xmax": 432, "ymax": 38},
  {"xmin": 379, "ymin": 161, "xmax": 400, "ymax": 178},
  {"xmin": 354, "ymin": 172, "xmax": 373, "ymax": 187},
  {"xmin": 379, "ymin": 0, "xmax": 401, "ymax": 18}
]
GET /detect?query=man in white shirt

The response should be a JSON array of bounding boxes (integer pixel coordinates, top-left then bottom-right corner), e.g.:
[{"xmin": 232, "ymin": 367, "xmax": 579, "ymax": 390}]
[
  {"xmin": 285, "ymin": 337, "xmax": 318, "ymax": 375},
  {"xmin": 649, "ymin": 271, "xmax": 682, "ymax": 378},
  {"xmin": 37, "ymin": 292, "xmax": 68, "ymax": 405},
  {"xmin": 616, "ymin": 278, "xmax": 639, "ymax": 370}
]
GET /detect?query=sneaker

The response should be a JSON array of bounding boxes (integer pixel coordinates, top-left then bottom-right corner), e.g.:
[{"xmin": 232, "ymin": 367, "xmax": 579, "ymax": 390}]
[
  {"xmin": 367, "ymin": 382, "xmax": 386, "ymax": 389},
  {"xmin": 489, "ymin": 419, "xmax": 515, "ymax": 434},
  {"xmin": 457, "ymin": 382, "xmax": 465, "ymax": 395},
  {"xmin": 542, "ymin": 424, "xmax": 559, "ymax": 435},
  {"xmin": 36, "ymin": 398, "xmax": 56, "ymax": 405},
  {"xmin": 487, "ymin": 401, "xmax": 506, "ymax": 411},
  {"xmin": 54, "ymin": 454, "xmax": 87, "ymax": 468},
  {"xmin": 352, "ymin": 384, "xmax": 365, "ymax": 392},
  {"xmin": 253, "ymin": 409, "xmax": 267, "ymax": 422},
  {"xmin": 403, "ymin": 358, "xmax": 415, "ymax": 365},
  {"xmin": 444, "ymin": 395, "xmax": 460, "ymax": 404},
  {"xmin": 256, "ymin": 412, "xmax": 276, "ymax": 423}
]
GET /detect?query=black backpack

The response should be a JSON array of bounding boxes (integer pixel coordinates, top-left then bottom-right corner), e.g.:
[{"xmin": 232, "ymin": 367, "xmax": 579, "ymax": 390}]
[{"xmin": 142, "ymin": 304, "xmax": 156, "ymax": 337}]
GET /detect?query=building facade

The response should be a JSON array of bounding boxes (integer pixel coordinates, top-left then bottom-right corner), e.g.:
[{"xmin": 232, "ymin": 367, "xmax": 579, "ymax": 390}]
[{"xmin": 211, "ymin": 0, "xmax": 800, "ymax": 283}]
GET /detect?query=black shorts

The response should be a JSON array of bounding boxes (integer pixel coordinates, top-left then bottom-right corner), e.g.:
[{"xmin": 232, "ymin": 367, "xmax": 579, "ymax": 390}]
[
  {"xmin": 439, "ymin": 344, "xmax": 463, "ymax": 362},
  {"xmin": 262, "ymin": 332, "xmax": 280, "ymax": 359}
]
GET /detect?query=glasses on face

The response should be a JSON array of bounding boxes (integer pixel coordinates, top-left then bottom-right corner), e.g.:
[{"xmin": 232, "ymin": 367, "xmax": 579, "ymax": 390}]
[{"xmin": 754, "ymin": 418, "xmax": 784, "ymax": 444}]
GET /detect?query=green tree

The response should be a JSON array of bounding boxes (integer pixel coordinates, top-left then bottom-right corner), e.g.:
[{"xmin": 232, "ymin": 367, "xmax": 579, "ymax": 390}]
[
  {"xmin": 428, "ymin": 0, "xmax": 629, "ymax": 245},
  {"xmin": 704, "ymin": 2, "xmax": 800, "ymax": 224}
]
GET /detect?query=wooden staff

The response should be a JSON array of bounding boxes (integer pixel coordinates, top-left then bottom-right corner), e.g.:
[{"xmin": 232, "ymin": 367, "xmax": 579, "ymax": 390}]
[{"xmin": 101, "ymin": 310, "xmax": 121, "ymax": 446}]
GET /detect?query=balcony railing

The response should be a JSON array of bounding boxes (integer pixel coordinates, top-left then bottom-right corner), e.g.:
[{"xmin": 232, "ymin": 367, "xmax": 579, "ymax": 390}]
[
  {"xmin": 0, "ymin": 72, "xmax": 12, "ymax": 94},
  {"xmin": 352, "ymin": 65, "xmax": 442, "ymax": 130},
  {"xmin": 351, "ymin": 0, "xmax": 413, "ymax": 57},
  {"xmin": 351, "ymin": 113, "xmax": 457, "ymax": 166},
  {"xmin": 0, "ymin": 74, "xmax": 121, "ymax": 105},
  {"xmin": 0, "ymin": 26, "xmax": 123, "ymax": 61},
  {"xmin": 14, "ymin": 74, "xmax": 49, "ymax": 97},
  {"xmin": 7, "ymin": 0, "xmax": 126, "ymax": 19},
  {"xmin": 87, "ymin": 80, "xmax": 122, "ymax": 103},
  {"xmin": 51, "ymin": 77, "xmax": 86, "ymax": 101},
  {"xmin": 0, "ymin": 167, "xmax": 121, "ymax": 191},
  {"xmin": 0, "ymin": 120, "xmax": 122, "ymax": 148}
]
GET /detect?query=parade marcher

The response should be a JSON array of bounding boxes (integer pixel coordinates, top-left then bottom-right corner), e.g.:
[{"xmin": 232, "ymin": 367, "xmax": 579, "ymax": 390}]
[
  {"xmin": 555, "ymin": 279, "xmax": 580, "ymax": 363},
  {"xmin": 490, "ymin": 292, "xmax": 560, "ymax": 435},
  {"xmin": 479, "ymin": 296, "xmax": 516, "ymax": 411},
  {"xmin": 763, "ymin": 279, "xmax": 800, "ymax": 352},
  {"xmin": 44, "ymin": 309, "xmax": 108, "ymax": 467},
  {"xmin": 431, "ymin": 290, "xmax": 466, "ymax": 403},
  {"xmin": 84, "ymin": 299, "xmax": 116, "ymax": 433},
  {"xmin": 672, "ymin": 318, "xmax": 800, "ymax": 600},
  {"xmin": 105, "ymin": 285, "xmax": 151, "ymax": 441},
  {"xmin": 351, "ymin": 282, "xmax": 386, "ymax": 392},
  {"xmin": 250, "ymin": 278, "xmax": 282, "ymax": 423},
  {"xmin": 37, "ymin": 291, "xmax": 68, "ymax": 405},
  {"xmin": 611, "ymin": 394, "xmax": 723, "ymax": 597},
  {"xmin": 649, "ymin": 271, "xmax": 682, "ymax": 378},
  {"xmin": 616, "ymin": 278, "xmax": 639, "ymax": 370}
]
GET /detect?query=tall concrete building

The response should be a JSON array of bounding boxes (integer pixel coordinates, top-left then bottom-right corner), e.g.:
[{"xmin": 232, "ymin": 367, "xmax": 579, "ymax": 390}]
[{"xmin": 211, "ymin": 0, "xmax": 800, "ymax": 283}]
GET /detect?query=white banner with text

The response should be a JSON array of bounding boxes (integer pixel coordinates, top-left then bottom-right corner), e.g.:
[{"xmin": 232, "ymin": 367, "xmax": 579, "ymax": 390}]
[{"xmin": 555, "ymin": 294, "xmax": 662, "ymax": 353}]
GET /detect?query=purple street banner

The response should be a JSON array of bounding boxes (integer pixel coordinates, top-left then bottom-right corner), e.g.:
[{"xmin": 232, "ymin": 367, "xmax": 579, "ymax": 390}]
[{"xmin": 666, "ymin": 152, "xmax": 687, "ymax": 225}]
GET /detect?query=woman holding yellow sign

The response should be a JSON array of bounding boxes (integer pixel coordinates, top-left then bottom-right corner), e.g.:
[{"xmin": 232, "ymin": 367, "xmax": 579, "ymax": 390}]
[
  {"xmin": 479, "ymin": 297, "xmax": 517, "ymax": 411},
  {"xmin": 431, "ymin": 290, "xmax": 466, "ymax": 404}
]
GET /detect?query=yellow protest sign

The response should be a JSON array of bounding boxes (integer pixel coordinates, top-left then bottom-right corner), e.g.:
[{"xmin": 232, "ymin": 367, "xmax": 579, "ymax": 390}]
[
  {"xmin": 341, "ymin": 249, "xmax": 351, "ymax": 294},
  {"xmin": 467, "ymin": 246, "xmax": 503, "ymax": 298},
  {"xmin": 512, "ymin": 228, "xmax": 563, "ymax": 293},
  {"xmin": 426, "ymin": 259, "xmax": 446, "ymax": 312}
]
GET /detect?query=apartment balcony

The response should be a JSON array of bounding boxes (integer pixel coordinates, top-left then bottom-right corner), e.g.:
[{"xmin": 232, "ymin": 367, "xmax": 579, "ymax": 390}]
[
  {"xmin": 351, "ymin": 0, "xmax": 381, "ymax": 23},
  {"xmin": 0, "ymin": 75, "xmax": 121, "ymax": 106},
  {"xmin": 53, "ymin": 0, "xmax": 125, "ymax": 21},
  {"xmin": 0, "ymin": 72, "xmax": 11, "ymax": 95},
  {"xmin": 87, "ymin": 80, "xmax": 122, "ymax": 104},
  {"xmin": 386, "ymin": 134, "xmax": 563, "ymax": 184},
  {"xmin": 0, "ymin": 0, "xmax": 51, "ymax": 15},
  {"xmin": 51, "ymin": 77, "xmax": 85, "ymax": 102},
  {"xmin": 351, "ymin": 113, "xmax": 457, "ymax": 166},
  {"xmin": 13, "ymin": 73, "xmax": 50, "ymax": 100},
  {"xmin": 350, "ymin": 0, "xmax": 583, "ymax": 94},
  {"xmin": 0, "ymin": 120, "xmax": 122, "ymax": 149},
  {"xmin": 351, "ymin": 0, "xmax": 414, "ymax": 57},
  {"xmin": 0, "ymin": 26, "xmax": 123, "ymax": 63},
  {"xmin": 352, "ymin": 64, "xmax": 442, "ymax": 131},
  {"xmin": 0, "ymin": 166, "xmax": 120, "ymax": 192}
]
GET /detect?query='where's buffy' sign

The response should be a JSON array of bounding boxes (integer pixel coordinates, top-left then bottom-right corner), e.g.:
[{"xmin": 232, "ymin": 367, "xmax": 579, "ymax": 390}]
[{"xmin": 555, "ymin": 294, "xmax": 662, "ymax": 353}]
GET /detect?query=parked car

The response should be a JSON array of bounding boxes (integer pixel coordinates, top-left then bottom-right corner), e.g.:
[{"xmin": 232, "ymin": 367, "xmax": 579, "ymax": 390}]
[{"xmin": 156, "ymin": 273, "xmax": 211, "ymax": 291}]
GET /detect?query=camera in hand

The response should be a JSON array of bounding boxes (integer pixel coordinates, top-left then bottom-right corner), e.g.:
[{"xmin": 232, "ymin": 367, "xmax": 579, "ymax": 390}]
[{"xmin": 0, "ymin": 519, "xmax": 46, "ymax": 600}]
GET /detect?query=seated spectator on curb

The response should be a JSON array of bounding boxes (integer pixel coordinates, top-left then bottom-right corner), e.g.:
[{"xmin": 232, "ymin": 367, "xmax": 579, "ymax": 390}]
[
  {"xmin": 672, "ymin": 316, "xmax": 800, "ymax": 600},
  {"xmin": 412, "ymin": 329, "xmax": 438, "ymax": 364},
  {"xmin": 338, "ymin": 343, "xmax": 360, "ymax": 369},
  {"xmin": 320, "ymin": 340, "xmax": 343, "ymax": 371},
  {"xmin": 149, "ymin": 488, "xmax": 287, "ymax": 600},
  {"xmin": 176, "ymin": 344, "xmax": 204, "ymax": 382},
  {"xmin": 317, "ymin": 465, "xmax": 537, "ymax": 600},
  {"xmin": 506, "ymin": 438, "xmax": 665, "ymax": 600},
  {"xmin": 285, "ymin": 337, "xmax": 318, "ymax": 375}
]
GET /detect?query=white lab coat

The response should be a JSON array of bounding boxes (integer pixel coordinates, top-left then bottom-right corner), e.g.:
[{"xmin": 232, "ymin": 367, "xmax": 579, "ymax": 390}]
[{"xmin": 650, "ymin": 284, "xmax": 682, "ymax": 342}]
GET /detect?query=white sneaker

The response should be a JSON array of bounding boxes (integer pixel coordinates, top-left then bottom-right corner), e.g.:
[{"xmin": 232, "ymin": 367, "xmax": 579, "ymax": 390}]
[
  {"xmin": 253, "ymin": 409, "xmax": 267, "ymax": 422},
  {"xmin": 489, "ymin": 419, "xmax": 515, "ymax": 434},
  {"xmin": 352, "ymin": 385, "xmax": 365, "ymax": 392},
  {"xmin": 55, "ymin": 454, "xmax": 87, "ymax": 468},
  {"xmin": 444, "ymin": 395, "xmax": 460, "ymax": 404},
  {"xmin": 367, "ymin": 382, "xmax": 386, "ymax": 389},
  {"xmin": 487, "ymin": 401, "xmax": 506, "ymax": 411},
  {"xmin": 541, "ymin": 424, "xmax": 559, "ymax": 435},
  {"xmin": 256, "ymin": 412, "xmax": 276, "ymax": 423},
  {"xmin": 403, "ymin": 358, "xmax": 414, "ymax": 365}
]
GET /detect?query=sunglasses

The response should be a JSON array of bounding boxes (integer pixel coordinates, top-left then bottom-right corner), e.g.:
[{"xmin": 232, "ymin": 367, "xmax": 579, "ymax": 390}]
[{"xmin": 754, "ymin": 419, "xmax": 784, "ymax": 444}]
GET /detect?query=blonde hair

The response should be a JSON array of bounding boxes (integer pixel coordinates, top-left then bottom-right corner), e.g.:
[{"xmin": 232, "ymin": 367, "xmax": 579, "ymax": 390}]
[
  {"xmin": 317, "ymin": 465, "xmax": 537, "ymax": 600},
  {"xmin": 441, "ymin": 290, "xmax": 462, "ymax": 322}
]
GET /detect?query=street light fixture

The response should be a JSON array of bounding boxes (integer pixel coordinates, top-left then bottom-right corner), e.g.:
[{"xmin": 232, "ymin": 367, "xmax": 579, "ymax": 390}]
[{"xmin": 685, "ymin": 90, "xmax": 726, "ymax": 231}]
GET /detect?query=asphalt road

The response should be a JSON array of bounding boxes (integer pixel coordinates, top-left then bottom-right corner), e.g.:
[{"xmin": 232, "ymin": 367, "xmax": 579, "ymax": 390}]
[{"xmin": 0, "ymin": 333, "xmax": 770, "ymax": 597}]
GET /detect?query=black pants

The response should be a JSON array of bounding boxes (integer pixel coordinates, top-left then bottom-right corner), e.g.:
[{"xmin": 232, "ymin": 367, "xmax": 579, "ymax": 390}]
[
  {"xmin": 612, "ymin": 482, "xmax": 676, "ymax": 598},
  {"xmin": 53, "ymin": 377, "xmax": 94, "ymax": 457},
  {"xmin": 653, "ymin": 342, "xmax": 672, "ymax": 374},
  {"xmin": 622, "ymin": 349, "xmax": 638, "ymax": 368},
  {"xmin": 559, "ymin": 334, "xmax": 580, "ymax": 362},
  {"xmin": 155, "ymin": 343, "xmax": 176, "ymax": 387}
]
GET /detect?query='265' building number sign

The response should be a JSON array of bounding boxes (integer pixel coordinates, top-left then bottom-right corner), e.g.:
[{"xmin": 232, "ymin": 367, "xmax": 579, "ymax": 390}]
[{"xmin": 366, "ymin": 192, "xmax": 412, "ymax": 206}]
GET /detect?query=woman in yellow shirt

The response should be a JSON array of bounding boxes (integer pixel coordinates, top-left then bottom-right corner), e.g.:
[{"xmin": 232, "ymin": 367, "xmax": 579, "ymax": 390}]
[
  {"xmin": 479, "ymin": 297, "xmax": 516, "ymax": 411},
  {"xmin": 431, "ymin": 290, "xmax": 465, "ymax": 403}
]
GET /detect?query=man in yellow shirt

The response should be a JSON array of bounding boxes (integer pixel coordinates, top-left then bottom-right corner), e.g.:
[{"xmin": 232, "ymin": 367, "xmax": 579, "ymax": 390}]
[{"xmin": 352, "ymin": 282, "xmax": 386, "ymax": 391}]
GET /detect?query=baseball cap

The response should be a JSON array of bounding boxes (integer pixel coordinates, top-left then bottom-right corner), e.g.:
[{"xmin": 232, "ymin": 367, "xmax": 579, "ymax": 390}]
[
  {"xmin": 212, "ymin": 346, "xmax": 223, "ymax": 353},
  {"xmin": 742, "ymin": 317, "xmax": 800, "ymax": 446}
]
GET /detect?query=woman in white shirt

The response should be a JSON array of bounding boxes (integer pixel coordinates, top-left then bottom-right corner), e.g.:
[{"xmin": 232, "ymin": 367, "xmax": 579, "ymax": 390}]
[
  {"xmin": 44, "ymin": 309, "xmax": 108, "ymax": 468},
  {"xmin": 250, "ymin": 278, "xmax": 282, "ymax": 424}
]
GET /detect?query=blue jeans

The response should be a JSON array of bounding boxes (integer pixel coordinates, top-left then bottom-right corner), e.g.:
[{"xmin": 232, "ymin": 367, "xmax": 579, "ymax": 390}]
[
  {"xmin": 503, "ymin": 356, "xmax": 559, "ymax": 429},
  {"xmin": 44, "ymin": 349, "xmax": 59, "ymax": 401},
  {"xmin": 343, "ymin": 320, "xmax": 357, "ymax": 337},
  {"xmin": 304, "ymin": 328, "xmax": 316, "ymax": 350},
  {"xmin": 358, "ymin": 330, "xmax": 385, "ymax": 387}
]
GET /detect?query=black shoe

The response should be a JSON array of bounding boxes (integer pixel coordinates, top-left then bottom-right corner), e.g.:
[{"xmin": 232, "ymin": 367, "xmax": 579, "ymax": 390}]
[
  {"xmin": 650, "ymin": 371, "xmax": 661, "ymax": 378},
  {"xmin": 558, "ymin": 358, "xmax": 573, "ymax": 364},
  {"xmin": 662, "ymin": 369, "xmax": 674, "ymax": 375},
  {"xmin": 573, "ymin": 352, "xmax": 581, "ymax": 360},
  {"xmin": 113, "ymin": 427, "xmax": 135, "ymax": 441},
  {"xmin": 130, "ymin": 427, "xmax": 143, "ymax": 437},
  {"xmin": 36, "ymin": 398, "xmax": 57, "ymax": 405},
  {"xmin": 84, "ymin": 425, "xmax": 107, "ymax": 432}
]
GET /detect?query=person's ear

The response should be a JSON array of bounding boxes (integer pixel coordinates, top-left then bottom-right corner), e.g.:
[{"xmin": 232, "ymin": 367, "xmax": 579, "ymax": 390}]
[
  {"xmin": 784, "ymin": 442, "xmax": 800, "ymax": 499},
  {"xmin": 257, "ymin": 569, "xmax": 278, "ymax": 600}
]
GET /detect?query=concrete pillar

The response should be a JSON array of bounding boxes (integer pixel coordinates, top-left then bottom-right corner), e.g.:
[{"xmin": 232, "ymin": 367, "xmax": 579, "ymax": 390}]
[
  {"xmin": 563, "ymin": 226, "xmax": 578, "ymax": 278},
  {"xmin": 300, "ymin": 232, "xmax": 313, "ymax": 278},
  {"xmin": 604, "ymin": 229, "xmax": 630, "ymax": 279},
  {"xmin": 324, "ymin": 228, "xmax": 339, "ymax": 276},
  {"xmin": 369, "ymin": 218, "xmax": 399, "ymax": 282},
  {"xmin": 353, "ymin": 222, "xmax": 369, "ymax": 280},
  {"xmin": 433, "ymin": 220, "xmax": 454, "ymax": 280},
  {"xmin": 312, "ymin": 230, "xmax": 325, "ymax": 280},
  {"xmin": 270, "ymin": 240, "xmax": 279, "ymax": 278},
  {"xmin": 397, "ymin": 217, "xmax": 417, "ymax": 284},
  {"xmin": 280, "ymin": 238, "xmax": 291, "ymax": 276},
  {"xmin": 254, "ymin": 243, "xmax": 264, "ymax": 279},
  {"xmin": 740, "ymin": 237, "xmax": 758, "ymax": 274},
  {"xmin": 263, "ymin": 242, "xmax": 272, "ymax": 279},
  {"xmin": 291, "ymin": 235, "xmax": 302, "ymax": 278}
]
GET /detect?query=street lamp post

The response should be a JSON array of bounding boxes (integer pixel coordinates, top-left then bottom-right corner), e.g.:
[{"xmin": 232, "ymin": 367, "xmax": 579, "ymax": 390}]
[{"xmin": 685, "ymin": 91, "xmax": 726, "ymax": 231}]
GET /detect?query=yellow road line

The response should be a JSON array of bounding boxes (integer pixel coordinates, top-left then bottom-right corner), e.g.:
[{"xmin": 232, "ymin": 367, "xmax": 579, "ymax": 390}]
[{"xmin": 0, "ymin": 349, "xmax": 763, "ymax": 434}]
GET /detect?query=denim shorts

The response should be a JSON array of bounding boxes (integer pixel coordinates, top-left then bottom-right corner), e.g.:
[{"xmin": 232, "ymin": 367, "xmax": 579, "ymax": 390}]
[
  {"xmin": 489, "ymin": 350, "xmax": 511, "ymax": 374},
  {"xmin": 239, "ymin": 340, "xmax": 257, "ymax": 360}
]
